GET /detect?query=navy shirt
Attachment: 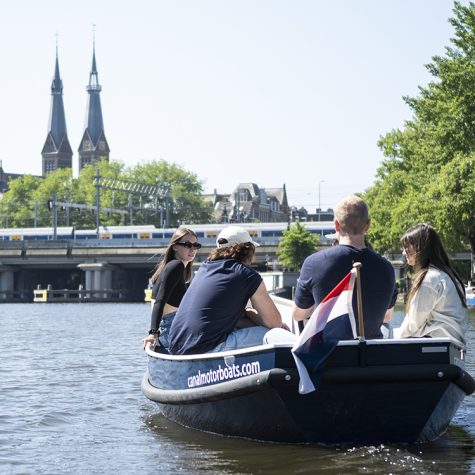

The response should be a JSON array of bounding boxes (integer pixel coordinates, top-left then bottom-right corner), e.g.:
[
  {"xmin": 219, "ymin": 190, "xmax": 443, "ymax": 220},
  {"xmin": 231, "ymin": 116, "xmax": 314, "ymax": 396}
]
[
  {"xmin": 295, "ymin": 245, "xmax": 397, "ymax": 339},
  {"xmin": 168, "ymin": 259, "xmax": 262, "ymax": 355}
]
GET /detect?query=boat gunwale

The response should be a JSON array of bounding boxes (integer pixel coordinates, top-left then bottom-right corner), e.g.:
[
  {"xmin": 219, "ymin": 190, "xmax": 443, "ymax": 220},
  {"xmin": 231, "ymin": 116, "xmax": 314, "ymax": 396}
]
[{"xmin": 145, "ymin": 337, "xmax": 464, "ymax": 361}]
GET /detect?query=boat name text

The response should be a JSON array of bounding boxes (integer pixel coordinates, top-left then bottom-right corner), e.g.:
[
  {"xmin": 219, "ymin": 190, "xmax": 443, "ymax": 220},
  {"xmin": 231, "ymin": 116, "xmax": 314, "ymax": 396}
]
[{"xmin": 187, "ymin": 361, "xmax": 261, "ymax": 388}]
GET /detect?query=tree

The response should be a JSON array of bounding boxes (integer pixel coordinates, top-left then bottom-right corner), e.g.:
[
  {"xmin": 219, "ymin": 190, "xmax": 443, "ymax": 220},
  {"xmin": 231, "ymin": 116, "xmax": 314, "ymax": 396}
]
[
  {"xmin": 277, "ymin": 222, "xmax": 318, "ymax": 271},
  {"xmin": 0, "ymin": 174, "xmax": 43, "ymax": 227},
  {"xmin": 74, "ymin": 159, "xmax": 126, "ymax": 228},
  {"xmin": 364, "ymin": 2, "xmax": 475, "ymax": 255},
  {"xmin": 0, "ymin": 159, "xmax": 213, "ymax": 228},
  {"xmin": 124, "ymin": 160, "xmax": 213, "ymax": 225}
]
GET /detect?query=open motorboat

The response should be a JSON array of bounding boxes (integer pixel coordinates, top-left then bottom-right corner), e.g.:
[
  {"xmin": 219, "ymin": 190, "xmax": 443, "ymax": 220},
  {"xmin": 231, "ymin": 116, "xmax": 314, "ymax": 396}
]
[
  {"xmin": 142, "ymin": 279, "xmax": 475, "ymax": 446},
  {"xmin": 142, "ymin": 337, "xmax": 473, "ymax": 445},
  {"xmin": 142, "ymin": 292, "xmax": 474, "ymax": 445}
]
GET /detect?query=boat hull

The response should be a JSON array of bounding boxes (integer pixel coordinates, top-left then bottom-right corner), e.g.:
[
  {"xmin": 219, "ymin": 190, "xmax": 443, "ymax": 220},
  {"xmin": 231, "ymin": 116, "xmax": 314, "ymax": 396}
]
[{"xmin": 142, "ymin": 339, "xmax": 474, "ymax": 445}]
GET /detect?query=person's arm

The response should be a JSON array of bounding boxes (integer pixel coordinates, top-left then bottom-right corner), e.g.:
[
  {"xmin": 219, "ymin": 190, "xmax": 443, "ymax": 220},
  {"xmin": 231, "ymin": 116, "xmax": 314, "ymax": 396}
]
[
  {"xmin": 291, "ymin": 256, "xmax": 315, "ymax": 322},
  {"xmin": 292, "ymin": 303, "xmax": 315, "ymax": 322},
  {"xmin": 398, "ymin": 280, "xmax": 438, "ymax": 337},
  {"xmin": 249, "ymin": 282, "xmax": 283, "ymax": 329},
  {"xmin": 236, "ymin": 308, "xmax": 260, "ymax": 328},
  {"xmin": 383, "ymin": 307, "xmax": 394, "ymax": 323}
]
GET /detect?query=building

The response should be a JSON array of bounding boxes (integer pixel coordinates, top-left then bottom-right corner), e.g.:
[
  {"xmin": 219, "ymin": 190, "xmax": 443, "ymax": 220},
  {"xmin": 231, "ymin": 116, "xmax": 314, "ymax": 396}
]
[
  {"xmin": 40, "ymin": 43, "xmax": 109, "ymax": 176},
  {"xmin": 292, "ymin": 207, "xmax": 334, "ymax": 222},
  {"xmin": 204, "ymin": 183, "xmax": 290, "ymax": 223},
  {"xmin": 78, "ymin": 44, "xmax": 110, "ymax": 172},
  {"xmin": 41, "ymin": 48, "xmax": 73, "ymax": 176}
]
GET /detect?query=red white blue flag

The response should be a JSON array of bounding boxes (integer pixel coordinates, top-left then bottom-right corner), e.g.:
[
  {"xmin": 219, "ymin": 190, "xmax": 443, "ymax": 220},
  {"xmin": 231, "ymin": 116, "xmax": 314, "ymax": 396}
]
[{"xmin": 291, "ymin": 269, "xmax": 357, "ymax": 394}]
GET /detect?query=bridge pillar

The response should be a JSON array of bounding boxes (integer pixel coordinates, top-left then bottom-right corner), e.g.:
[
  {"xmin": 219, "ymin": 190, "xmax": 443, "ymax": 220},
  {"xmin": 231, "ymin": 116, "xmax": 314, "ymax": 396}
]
[
  {"xmin": 0, "ymin": 266, "xmax": 14, "ymax": 301},
  {"xmin": 78, "ymin": 262, "xmax": 115, "ymax": 299}
]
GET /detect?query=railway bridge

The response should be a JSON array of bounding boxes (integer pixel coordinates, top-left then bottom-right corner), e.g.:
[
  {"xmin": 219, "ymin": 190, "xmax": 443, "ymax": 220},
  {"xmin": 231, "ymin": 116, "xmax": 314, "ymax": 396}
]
[
  {"xmin": 1, "ymin": 237, "xmax": 470, "ymax": 303},
  {"xmin": 0, "ymin": 238, "xmax": 284, "ymax": 302}
]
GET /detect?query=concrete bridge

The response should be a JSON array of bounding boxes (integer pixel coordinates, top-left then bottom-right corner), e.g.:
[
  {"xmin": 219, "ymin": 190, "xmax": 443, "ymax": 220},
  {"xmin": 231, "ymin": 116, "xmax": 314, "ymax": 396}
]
[
  {"xmin": 0, "ymin": 238, "xmax": 281, "ymax": 302},
  {"xmin": 0, "ymin": 239, "xmax": 470, "ymax": 303}
]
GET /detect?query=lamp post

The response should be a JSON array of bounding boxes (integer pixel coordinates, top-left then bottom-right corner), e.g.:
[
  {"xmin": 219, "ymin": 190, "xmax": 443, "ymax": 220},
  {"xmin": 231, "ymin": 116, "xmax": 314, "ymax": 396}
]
[{"xmin": 318, "ymin": 180, "xmax": 325, "ymax": 221}]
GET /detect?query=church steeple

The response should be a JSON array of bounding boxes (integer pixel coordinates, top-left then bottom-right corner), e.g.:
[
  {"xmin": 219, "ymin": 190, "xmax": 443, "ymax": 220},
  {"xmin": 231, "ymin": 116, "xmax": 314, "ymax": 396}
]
[
  {"xmin": 78, "ymin": 39, "xmax": 110, "ymax": 172},
  {"xmin": 41, "ymin": 45, "xmax": 73, "ymax": 176}
]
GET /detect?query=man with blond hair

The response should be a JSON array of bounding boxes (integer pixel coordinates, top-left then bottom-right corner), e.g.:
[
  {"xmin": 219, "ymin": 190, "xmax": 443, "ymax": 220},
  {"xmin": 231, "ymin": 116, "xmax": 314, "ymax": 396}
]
[{"xmin": 292, "ymin": 195, "xmax": 397, "ymax": 339}]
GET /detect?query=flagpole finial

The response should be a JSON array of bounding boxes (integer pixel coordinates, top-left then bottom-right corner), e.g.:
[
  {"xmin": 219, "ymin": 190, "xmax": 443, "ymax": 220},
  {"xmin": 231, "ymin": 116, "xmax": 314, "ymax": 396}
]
[{"xmin": 352, "ymin": 262, "xmax": 365, "ymax": 340}]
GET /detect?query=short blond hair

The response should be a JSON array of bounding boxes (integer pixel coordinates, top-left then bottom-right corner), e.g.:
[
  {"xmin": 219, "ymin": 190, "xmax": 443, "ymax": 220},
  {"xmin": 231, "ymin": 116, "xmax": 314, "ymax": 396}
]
[{"xmin": 334, "ymin": 195, "xmax": 369, "ymax": 236}]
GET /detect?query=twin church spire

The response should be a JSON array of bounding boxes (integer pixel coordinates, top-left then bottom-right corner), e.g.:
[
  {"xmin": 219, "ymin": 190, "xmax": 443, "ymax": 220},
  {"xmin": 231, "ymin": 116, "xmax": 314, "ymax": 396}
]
[{"xmin": 41, "ymin": 43, "xmax": 109, "ymax": 176}]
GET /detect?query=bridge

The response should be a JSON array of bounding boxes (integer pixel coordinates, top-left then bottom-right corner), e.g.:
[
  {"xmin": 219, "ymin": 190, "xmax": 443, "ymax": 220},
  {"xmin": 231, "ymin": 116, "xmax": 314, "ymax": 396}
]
[
  {"xmin": 1, "ymin": 238, "xmax": 470, "ymax": 303},
  {"xmin": 0, "ymin": 238, "xmax": 284, "ymax": 302}
]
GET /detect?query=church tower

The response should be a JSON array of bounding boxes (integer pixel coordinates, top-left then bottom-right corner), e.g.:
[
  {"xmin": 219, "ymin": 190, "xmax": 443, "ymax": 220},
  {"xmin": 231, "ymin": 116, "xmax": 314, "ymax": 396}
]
[
  {"xmin": 41, "ymin": 48, "xmax": 73, "ymax": 176},
  {"xmin": 78, "ymin": 42, "xmax": 110, "ymax": 171}
]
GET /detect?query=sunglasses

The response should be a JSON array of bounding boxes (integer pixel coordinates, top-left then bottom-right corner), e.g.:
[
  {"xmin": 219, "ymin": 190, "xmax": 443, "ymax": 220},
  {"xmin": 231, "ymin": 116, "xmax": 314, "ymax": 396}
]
[{"xmin": 175, "ymin": 241, "xmax": 202, "ymax": 249}]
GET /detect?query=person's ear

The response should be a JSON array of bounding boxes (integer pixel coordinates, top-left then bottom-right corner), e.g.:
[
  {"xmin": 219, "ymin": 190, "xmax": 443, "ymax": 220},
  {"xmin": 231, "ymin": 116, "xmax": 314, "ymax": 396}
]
[
  {"xmin": 334, "ymin": 218, "xmax": 341, "ymax": 232},
  {"xmin": 364, "ymin": 219, "xmax": 371, "ymax": 232}
]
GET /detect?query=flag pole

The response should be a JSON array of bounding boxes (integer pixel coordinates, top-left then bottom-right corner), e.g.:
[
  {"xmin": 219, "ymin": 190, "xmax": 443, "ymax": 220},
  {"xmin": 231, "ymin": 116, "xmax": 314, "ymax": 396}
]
[{"xmin": 353, "ymin": 262, "xmax": 365, "ymax": 340}]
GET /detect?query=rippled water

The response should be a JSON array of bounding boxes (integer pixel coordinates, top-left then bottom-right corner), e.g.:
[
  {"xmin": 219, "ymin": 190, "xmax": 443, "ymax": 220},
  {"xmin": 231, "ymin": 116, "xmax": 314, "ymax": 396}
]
[{"xmin": 1, "ymin": 303, "xmax": 475, "ymax": 474}]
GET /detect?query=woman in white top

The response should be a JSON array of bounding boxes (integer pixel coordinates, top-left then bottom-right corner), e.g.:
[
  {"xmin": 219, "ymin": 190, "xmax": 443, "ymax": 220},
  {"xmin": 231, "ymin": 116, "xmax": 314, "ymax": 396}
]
[{"xmin": 398, "ymin": 223, "xmax": 467, "ymax": 346}]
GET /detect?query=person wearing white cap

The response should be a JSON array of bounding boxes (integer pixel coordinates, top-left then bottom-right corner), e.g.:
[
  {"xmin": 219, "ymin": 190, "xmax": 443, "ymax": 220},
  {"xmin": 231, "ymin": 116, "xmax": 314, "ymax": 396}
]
[{"xmin": 168, "ymin": 225, "xmax": 284, "ymax": 355}]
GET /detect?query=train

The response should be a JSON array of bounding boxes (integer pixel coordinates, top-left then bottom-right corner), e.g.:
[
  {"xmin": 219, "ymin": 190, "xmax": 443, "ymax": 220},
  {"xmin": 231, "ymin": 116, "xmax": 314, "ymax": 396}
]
[{"xmin": 0, "ymin": 222, "xmax": 336, "ymax": 245}]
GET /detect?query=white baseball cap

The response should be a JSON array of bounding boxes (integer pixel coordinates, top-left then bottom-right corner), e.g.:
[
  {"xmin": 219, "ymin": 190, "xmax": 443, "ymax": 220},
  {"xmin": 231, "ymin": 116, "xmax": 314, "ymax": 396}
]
[{"xmin": 216, "ymin": 226, "xmax": 260, "ymax": 248}]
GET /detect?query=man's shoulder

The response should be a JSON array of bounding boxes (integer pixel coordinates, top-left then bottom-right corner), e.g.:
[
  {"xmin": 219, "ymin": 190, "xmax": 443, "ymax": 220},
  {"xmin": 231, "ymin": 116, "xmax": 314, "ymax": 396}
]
[
  {"xmin": 363, "ymin": 249, "xmax": 393, "ymax": 269},
  {"xmin": 304, "ymin": 246, "xmax": 339, "ymax": 262},
  {"xmin": 207, "ymin": 259, "xmax": 259, "ymax": 276}
]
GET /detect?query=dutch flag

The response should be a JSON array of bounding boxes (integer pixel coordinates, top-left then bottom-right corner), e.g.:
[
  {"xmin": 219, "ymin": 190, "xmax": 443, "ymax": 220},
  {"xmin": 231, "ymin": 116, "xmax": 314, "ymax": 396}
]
[{"xmin": 291, "ymin": 269, "xmax": 357, "ymax": 394}]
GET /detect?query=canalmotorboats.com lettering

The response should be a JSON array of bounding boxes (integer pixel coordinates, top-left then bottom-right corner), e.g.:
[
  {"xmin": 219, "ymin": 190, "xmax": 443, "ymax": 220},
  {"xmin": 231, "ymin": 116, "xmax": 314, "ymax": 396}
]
[{"xmin": 187, "ymin": 361, "xmax": 261, "ymax": 388}]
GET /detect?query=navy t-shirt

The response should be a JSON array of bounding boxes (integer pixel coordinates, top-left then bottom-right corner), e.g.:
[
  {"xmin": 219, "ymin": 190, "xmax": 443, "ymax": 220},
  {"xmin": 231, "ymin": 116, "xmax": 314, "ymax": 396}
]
[
  {"xmin": 168, "ymin": 259, "xmax": 262, "ymax": 355},
  {"xmin": 295, "ymin": 245, "xmax": 397, "ymax": 339}
]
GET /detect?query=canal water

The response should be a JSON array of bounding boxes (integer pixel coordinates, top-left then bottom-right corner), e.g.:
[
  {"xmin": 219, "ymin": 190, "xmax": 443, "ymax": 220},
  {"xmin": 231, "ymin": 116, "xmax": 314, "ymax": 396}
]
[{"xmin": 2, "ymin": 303, "xmax": 475, "ymax": 474}]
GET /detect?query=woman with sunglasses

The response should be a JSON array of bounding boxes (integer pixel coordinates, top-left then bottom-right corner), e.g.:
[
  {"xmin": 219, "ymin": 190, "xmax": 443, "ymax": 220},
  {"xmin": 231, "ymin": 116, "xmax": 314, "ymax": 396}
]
[
  {"xmin": 397, "ymin": 223, "xmax": 467, "ymax": 346},
  {"xmin": 142, "ymin": 227, "xmax": 201, "ymax": 349}
]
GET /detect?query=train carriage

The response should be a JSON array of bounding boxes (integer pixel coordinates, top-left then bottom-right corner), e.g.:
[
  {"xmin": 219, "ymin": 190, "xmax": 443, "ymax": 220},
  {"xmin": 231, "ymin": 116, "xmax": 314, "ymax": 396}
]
[{"xmin": 0, "ymin": 222, "xmax": 336, "ymax": 245}]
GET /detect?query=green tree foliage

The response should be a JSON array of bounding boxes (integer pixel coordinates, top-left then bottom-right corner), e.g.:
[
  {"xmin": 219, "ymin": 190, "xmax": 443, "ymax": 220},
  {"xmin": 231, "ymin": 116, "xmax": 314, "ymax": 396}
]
[
  {"xmin": 74, "ymin": 160, "xmax": 126, "ymax": 228},
  {"xmin": 0, "ymin": 174, "xmax": 43, "ymax": 227},
  {"xmin": 0, "ymin": 159, "xmax": 213, "ymax": 228},
  {"xmin": 277, "ymin": 222, "xmax": 318, "ymax": 271},
  {"xmin": 364, "ymin": 1, "xmax": 475, "ymax": 254},
  {"xmin": 123, "ymin": 160, "xmax": 213, "ymax": 226}
]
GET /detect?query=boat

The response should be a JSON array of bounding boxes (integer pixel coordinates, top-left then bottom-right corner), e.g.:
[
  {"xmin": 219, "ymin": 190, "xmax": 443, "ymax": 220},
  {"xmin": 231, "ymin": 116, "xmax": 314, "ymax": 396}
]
[{"xmin": 142, "ymin": 335, "xmax": 475, "ymax": 445}]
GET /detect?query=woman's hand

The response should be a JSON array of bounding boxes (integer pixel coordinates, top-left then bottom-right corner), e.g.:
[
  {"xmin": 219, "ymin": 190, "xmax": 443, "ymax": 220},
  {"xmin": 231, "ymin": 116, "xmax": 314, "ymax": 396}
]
[{"xmin": 141, "ymin": 333, "xmax": 157, "ymax": 349}]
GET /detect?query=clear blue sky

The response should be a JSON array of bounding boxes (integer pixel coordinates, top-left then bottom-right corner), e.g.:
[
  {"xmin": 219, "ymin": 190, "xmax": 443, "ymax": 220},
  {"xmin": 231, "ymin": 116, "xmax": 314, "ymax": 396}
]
[{"xmin": 0, "ymin": 0, "xmax": 465, "ymax": 211}]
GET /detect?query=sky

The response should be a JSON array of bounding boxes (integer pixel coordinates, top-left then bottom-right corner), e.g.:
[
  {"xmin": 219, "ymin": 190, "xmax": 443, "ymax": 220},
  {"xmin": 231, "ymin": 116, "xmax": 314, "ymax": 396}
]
[{"xmin": 0, "ymin": 0, "xmax": 466, "ymax": 211}]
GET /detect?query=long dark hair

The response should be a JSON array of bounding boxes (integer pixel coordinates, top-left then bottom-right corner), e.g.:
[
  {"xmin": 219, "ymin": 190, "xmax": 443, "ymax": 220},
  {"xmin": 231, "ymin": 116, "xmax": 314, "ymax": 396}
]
[
  {"xmin": 150, "ymin": 227, "xmax": 197, "ymax": 284},
  {"xmin": 400, "ymin": 223, "xmax": 466, "ymax": 310}
]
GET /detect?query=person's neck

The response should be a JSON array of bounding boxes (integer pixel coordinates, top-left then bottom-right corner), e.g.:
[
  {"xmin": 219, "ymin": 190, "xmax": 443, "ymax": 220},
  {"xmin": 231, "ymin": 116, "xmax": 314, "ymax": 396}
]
[{"xmin": 339, "ymin": 235, "xmax": 366, "ymax": 249}]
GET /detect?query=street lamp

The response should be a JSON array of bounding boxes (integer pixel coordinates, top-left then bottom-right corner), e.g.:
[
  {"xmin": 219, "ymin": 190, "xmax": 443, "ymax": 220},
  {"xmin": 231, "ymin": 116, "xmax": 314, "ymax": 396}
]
[{"xmin": 318, "ymin": 180, "xmax": 325, "ymax": 221}]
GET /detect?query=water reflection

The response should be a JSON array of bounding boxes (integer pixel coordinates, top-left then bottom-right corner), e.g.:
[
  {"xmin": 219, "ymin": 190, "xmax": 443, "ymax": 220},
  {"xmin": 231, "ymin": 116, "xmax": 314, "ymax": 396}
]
[{"xmin": 144, "ymin": 412, "xmax": 475, "ymax": 475}]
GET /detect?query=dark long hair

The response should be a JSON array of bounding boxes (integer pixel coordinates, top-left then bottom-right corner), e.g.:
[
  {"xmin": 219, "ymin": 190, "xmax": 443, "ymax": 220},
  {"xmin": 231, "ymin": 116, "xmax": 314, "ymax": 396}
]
[
  {"xmin": 400, "ymin": 223, "xmax": 466, "ymax": 311},
  {"xmin": 150, "ymin": 227, "xmax": 197, "ymax": 284}
]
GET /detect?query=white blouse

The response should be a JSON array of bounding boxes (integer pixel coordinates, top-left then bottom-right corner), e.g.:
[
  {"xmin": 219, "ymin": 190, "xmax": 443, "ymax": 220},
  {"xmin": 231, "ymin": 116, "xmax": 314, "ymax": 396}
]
[{"xmin": 397, "ymin": 266, "xmax": 467, "ymax": 346}]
